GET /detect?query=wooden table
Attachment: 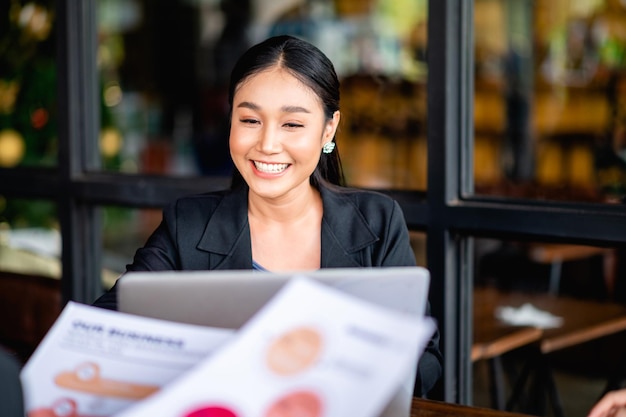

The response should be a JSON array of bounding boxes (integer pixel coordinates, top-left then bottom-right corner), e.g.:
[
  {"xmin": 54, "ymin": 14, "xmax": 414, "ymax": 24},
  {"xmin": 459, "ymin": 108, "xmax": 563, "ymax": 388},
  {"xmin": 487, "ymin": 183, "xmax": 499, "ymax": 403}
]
[
  {"xmin": 411, "ymin": 398, "xmax": 532, "ymax": 417},
  {"xmin": 472, "ymin": 290, "xmax": 542, "ymax": 362},
  {"xmin": 475, "ymin": 287, "xmax": 626, "ymax": 355},
  {"xmin": 473, "ymin": 286, "xmax": 626, "ymax": 416}
]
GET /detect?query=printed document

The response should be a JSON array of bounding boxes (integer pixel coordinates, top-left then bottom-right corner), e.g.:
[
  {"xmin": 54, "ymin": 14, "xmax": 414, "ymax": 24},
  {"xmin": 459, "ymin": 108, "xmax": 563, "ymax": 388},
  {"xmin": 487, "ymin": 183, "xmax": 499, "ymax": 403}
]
[
  {"xmin": 21, "ymin": 302, "xmax": 234, "ymax": 417},
  {"xmin": 21, "ymin": 276, "xmax": 435, "ymax": 417}
]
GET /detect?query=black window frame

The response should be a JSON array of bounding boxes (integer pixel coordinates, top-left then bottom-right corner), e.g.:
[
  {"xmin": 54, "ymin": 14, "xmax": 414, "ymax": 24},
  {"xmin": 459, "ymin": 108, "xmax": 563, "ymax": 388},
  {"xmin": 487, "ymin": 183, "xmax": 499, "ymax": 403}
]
[{"xmin": 0, "ymin": 0, "xmax": 624, "ymax": 404}]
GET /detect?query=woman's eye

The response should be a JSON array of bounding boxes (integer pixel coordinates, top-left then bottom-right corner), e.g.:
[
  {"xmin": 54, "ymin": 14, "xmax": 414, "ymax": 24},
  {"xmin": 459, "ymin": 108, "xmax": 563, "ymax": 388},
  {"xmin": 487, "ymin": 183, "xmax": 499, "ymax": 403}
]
[
  {"xmin": 283, "ymin": 122, "xmax": 304, "ymax": 129},
  {"xmin": 240, "ymin": 118, "xmax": 259, "ymax": 125}
]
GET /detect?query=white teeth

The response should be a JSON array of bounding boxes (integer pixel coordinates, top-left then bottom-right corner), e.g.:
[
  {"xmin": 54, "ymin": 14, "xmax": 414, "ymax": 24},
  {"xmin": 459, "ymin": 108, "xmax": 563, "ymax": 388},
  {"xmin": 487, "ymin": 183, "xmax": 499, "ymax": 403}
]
[{"xmin": 254, "ymin": 161, "xmax": 289, "ymax": 173}]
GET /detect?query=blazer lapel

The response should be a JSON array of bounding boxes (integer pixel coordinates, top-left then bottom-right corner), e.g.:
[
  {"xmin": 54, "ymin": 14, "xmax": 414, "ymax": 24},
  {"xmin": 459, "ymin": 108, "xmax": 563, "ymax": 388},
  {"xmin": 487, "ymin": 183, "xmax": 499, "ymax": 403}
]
[
  {"xmin": 193, "ymin": 185, "xmax": 379, "ymax": 270},
  {"xmin": 320, "ymin": 186, "xmax": 379, "ymax": 268},
  {"xmin": 196, "ymin": 187, "xmax": 253, "ymax": 270}
]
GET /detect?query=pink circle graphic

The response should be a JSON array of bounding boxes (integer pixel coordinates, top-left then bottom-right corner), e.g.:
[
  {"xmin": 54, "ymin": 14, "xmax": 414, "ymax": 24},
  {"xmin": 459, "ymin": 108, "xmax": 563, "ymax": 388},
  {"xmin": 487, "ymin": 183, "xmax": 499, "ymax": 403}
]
[
  {"xmin": 264, "ymin": 390, "xmax": 323, "ymax": 417},
  {"xmin": 183, "ymin": 405, "xmax": 239, "ymax": 417}
]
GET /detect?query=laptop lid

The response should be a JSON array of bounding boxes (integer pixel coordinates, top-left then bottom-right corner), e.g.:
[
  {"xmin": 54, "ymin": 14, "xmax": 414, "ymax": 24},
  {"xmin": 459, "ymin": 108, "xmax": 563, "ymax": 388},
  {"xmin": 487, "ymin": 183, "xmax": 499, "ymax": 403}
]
[{"xmin": 117, "ymin": 267, "xmax": 430, "ymax": 329}]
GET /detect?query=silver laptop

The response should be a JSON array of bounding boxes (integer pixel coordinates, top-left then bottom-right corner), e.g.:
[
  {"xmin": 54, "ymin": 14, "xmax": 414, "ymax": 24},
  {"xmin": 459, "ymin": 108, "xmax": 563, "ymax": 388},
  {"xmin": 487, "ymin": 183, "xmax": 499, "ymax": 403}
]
[
  {"xmin": 118, "ymin": 266, "xmax": 431, "ymax": 417},
  {"xmin": 118, "ymin": 267, "xmax": 430, "ymax": 328}
]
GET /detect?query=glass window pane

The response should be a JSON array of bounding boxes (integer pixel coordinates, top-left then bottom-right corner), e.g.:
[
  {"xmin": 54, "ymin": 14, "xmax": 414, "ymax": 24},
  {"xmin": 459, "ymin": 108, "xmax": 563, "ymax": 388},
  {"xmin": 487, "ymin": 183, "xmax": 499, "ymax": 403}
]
[
  {"xmin": 472, "ymin": 237, "xmax": 626, "ymax": 412},
  {"xmin": 0, "ymin": 1, "xmax": 58, "ymax": 168},
  {"xmin": 473, "ymin": 0, "xmax": 626, "ymax": 203},
  {"xmin": 101, "ymin": 205, "xmax": 161, "ymax": 290},
  {"xmin": 96, "ymin": 0, "xmax": 428, "ymax": 190}
]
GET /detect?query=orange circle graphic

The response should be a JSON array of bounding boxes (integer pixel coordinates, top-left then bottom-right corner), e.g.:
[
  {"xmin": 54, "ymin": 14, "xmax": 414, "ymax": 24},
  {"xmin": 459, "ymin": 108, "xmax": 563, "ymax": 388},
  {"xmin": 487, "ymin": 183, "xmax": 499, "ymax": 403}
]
[{"xmin": 266, "ymin": 326, "xmax": 322, "ymax": 375}]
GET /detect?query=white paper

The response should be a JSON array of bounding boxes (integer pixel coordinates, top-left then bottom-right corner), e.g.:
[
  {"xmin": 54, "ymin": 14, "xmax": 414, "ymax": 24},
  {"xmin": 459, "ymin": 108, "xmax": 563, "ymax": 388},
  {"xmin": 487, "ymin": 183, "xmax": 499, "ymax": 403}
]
[
  {"xmin": 116, "ymin": 277, "xmax": 436, "ymax": 417},
  {"xmin": 21, "ymin": 302, "xmax": 234, "ymax": 417}
]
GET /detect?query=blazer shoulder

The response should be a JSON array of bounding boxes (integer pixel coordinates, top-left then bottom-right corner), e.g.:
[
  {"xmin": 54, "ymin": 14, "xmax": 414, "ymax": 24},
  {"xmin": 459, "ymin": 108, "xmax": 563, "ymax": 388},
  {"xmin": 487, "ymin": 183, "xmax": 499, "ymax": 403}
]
[
  {"xmin": 166, "ymin": 189, "xmax": 232, "ymax": 212},
  {"xmin": 329, "ymin": 187, "xmax": 398, "ymax": 212},
  {"xmin": 322, "ymin": 186, "xmax": 403, "ymax": 236}
]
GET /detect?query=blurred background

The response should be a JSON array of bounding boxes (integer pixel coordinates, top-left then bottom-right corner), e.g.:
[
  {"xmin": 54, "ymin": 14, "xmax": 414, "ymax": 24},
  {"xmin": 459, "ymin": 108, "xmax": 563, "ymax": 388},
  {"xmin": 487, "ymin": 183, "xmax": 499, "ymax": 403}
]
[
  {"xmin": 1, "ymin": 1, "xmax": 625, "ymax": 415},
  {"xmin": 1, "ymin": 0, "xmax": 624, "ymax": 271}
]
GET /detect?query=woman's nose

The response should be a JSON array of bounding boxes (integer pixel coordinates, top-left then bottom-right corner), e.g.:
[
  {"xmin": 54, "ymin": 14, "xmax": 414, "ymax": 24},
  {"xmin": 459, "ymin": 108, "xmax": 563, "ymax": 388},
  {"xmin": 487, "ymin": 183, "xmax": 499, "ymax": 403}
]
[{"xmin": 258, "ymin": 126, "xmax": 280, "ymax": 153}]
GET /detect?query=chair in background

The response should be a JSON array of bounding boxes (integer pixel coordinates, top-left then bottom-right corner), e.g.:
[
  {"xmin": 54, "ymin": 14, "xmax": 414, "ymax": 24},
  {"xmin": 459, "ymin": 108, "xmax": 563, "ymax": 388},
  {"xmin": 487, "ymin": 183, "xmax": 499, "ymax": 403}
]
[{"xmin": 0, "ymin": 270, "xmax": 62, "ymax": 364}]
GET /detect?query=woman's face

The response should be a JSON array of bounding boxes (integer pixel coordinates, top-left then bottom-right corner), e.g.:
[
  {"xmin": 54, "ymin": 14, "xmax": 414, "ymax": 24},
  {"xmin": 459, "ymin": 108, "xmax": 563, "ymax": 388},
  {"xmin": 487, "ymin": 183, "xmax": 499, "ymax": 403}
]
[{"xmin": 229, "ymin": 67, "xmax": 339, "ymax": 201}]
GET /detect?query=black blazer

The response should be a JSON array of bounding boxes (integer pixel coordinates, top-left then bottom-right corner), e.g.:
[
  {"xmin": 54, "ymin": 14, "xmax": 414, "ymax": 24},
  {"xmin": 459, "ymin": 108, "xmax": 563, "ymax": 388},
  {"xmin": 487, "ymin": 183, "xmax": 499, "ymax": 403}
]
[{"xmin": 93, "ymin": 184, "xmax": 442, "ymax": 395}]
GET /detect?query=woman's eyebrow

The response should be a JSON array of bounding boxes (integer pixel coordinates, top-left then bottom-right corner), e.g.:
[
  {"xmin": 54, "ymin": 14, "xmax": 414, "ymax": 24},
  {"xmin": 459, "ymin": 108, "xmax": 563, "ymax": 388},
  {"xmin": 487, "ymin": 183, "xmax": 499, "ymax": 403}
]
[
  {"xmin": 281, "ymin": 105, "xmax": 311, "ymax": 114},
  {"xmin": 236, "ymin": 102, "xmax": 311, "ymax": 114},
  {"xmin": 236, "ymin": 101, "xmax": 260, "ymax": 110}
]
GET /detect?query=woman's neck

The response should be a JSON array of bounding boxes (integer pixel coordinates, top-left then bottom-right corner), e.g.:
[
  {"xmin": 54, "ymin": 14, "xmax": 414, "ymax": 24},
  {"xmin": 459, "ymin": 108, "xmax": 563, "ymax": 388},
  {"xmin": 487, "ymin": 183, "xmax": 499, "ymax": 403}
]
[
  {"xmin": 248, "ymin": 185, "xmax": 323, "ymax": 271},
  {"xmin": 247, "ymin": 185, "xmax": 321, "ymax": 224}
]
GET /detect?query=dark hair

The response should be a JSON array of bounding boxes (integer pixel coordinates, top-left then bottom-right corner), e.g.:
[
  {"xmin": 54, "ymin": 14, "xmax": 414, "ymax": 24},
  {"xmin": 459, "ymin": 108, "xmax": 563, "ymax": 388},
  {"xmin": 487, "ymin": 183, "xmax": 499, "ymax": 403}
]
[{"xmin": 228, "ymin": 35, "xmax": 345, "ymax": 189}]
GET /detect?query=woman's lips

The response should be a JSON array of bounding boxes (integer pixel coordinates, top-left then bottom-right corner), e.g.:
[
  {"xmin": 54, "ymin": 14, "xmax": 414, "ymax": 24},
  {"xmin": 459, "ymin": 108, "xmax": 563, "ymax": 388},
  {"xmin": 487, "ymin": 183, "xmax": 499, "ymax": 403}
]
[{"xmin": 253, "ymin": 161, "xmax": 289, "ymax": 174}]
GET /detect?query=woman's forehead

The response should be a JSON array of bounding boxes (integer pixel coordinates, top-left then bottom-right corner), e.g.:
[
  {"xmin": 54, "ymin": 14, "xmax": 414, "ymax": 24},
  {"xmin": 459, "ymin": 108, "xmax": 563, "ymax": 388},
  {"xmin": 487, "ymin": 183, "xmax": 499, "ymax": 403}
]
[{"xmin": 233, "ymin": 68, "xmax": 322, "ymax": 110}]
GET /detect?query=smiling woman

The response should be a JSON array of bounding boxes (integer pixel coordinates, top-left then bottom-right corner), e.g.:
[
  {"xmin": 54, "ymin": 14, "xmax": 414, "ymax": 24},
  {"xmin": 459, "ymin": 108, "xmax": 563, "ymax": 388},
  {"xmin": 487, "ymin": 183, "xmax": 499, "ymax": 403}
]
[
  {"xmin": 229, "ymin": 67, "xmax": 339, "ymax": 204},
  {"xmin": 92, "ymin": 35, "xmax": 443, "ymax": 397}
]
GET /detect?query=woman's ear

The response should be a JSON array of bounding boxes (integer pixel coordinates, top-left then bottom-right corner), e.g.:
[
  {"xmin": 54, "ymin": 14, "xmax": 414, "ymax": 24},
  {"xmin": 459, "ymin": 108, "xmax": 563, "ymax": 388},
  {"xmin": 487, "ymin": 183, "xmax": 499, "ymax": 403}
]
[{"xmin": 323, "ymin": 111, "xmax": 341, "ymax": 141}]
